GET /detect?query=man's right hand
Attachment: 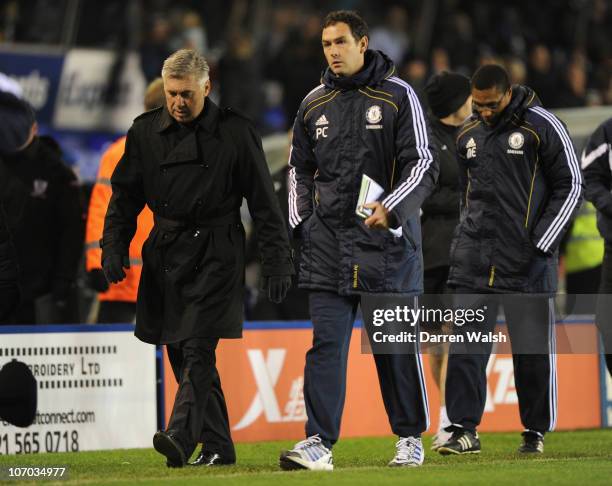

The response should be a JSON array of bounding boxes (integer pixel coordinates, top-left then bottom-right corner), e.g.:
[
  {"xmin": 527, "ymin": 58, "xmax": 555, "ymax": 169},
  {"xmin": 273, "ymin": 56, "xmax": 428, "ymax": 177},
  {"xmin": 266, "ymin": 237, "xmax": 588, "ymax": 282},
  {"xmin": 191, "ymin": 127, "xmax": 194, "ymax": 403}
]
[
  {"xmin": 261, "ymin": 275, "xmax": 292, "ymax": 304},
  {"xmin": 87, "ymin": 269, "xmax": 110, "ymax": 292},
  {"xmin": 102, "ymin": 254, "xmax": 130, "ymax": 284}
]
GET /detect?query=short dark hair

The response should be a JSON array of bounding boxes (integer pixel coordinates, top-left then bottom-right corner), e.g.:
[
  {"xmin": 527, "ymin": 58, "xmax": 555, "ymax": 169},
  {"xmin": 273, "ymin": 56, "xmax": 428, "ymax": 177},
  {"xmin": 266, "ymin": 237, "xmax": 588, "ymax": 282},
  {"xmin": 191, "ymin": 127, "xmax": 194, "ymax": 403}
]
[
  {"xmin": 323, "ymin": 10, "xmax": 368, "ymax": 42},
  {"xmin": 471, "ymin": 64, "xmax": 510, "ymax": 93}
]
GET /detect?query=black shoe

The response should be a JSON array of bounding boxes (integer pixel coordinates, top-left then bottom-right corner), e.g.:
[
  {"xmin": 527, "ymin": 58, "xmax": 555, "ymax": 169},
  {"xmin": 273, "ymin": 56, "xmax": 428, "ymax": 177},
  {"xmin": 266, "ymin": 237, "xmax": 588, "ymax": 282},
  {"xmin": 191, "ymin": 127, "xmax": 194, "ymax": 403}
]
[
  {"xmin": 153, "ymin": 431, "xmax": 187, "ymax": 467},
  {"xmin": 437, "ymin": 428, "xmax": 481, "ymax": 455},
  {"xmin": 518, "ymin": 431, "xmax": 544, "ymax": 453},
  {"xmin": 189, "ymin": 450, "xmax": 236, "ymax": 467}
]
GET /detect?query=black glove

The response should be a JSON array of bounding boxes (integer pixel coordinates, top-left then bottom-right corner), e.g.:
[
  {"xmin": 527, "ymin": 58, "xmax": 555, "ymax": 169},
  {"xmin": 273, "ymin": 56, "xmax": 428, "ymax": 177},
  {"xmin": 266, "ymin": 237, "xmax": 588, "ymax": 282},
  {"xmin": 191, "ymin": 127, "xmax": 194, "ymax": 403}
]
[
  {"xmin": 52, "ymin": 278, "xmax": 74, "ymax": 309},
  {"xmin": 102, "ymin": 254, "xmax": 130, "ymax": 284},
  {"xmin": 262, "ymin": 275, "xmax": 292, "ymax": 304},
  {"xmin": 87, "ymin": 269, "xmax": 110, "ymax": 293}
]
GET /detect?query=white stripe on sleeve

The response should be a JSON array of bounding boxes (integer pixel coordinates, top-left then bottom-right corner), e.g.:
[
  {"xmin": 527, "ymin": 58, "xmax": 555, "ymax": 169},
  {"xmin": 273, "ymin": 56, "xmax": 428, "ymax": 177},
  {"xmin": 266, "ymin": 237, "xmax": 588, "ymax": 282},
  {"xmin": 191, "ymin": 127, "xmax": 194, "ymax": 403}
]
[
  {"xmin": 581, "ymin": 142, "xmax": 609, "ymax": 169},
  {"xmin": 381, "ymin": 77, "xmax": 434, "ymax": 211},
  {"xmin": 529, "ymin": 107, "xmax": 582, "ymax": 253}
]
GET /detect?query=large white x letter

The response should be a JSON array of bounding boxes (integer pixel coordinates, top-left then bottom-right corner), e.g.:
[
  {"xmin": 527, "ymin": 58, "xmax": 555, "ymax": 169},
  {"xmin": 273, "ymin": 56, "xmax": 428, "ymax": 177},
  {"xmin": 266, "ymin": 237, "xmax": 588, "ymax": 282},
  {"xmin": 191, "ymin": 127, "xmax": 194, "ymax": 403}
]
[{"xmin": 233, "ymin": 349, "xmax": 286, "ymax": 430}]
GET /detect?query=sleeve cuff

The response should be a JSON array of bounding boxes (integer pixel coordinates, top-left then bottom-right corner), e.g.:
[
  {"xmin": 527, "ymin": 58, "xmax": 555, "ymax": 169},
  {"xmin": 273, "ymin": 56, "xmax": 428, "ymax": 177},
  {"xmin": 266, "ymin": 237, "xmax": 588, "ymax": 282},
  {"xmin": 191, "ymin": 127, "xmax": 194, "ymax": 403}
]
[{"xmin": 386, "ymin": 208, "xmax": 401, "ymax": 229}]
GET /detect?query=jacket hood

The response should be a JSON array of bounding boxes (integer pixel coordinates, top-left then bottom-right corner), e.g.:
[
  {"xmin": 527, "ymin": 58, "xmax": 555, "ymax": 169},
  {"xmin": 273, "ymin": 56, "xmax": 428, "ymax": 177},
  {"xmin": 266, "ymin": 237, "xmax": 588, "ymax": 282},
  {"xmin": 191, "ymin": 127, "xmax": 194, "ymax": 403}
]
[
  {"xmin": 494, "ymin": 84, "xmax": 542, "ymax": 129},
  {"xmin": 322, "ymin": 50, "xmax": 395, "ymax": 90}
]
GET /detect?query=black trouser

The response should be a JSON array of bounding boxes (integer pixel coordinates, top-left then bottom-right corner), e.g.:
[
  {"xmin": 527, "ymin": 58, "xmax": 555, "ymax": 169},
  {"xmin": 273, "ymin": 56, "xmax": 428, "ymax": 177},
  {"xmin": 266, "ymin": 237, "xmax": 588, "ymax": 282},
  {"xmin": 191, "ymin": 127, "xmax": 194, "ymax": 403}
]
[
  {"xmin": 422, "ymin": 266, "xmax": 452, "ymax": 335},
  {"xmin": 304, "ymin": 291, "xmax": 429, "ymax": 448},
  {"xmin": 596, "ymin": 243, "xmax": 612, "ymax": 376},
  {"xmin": 565, "ymin": 265, "xmax": 601, "ymax": 315},
  {"xmin": 166, "ymin": 337, "xmax": 235, "ymax": 461},
  {"xmin": 423, "ymin": 266, "xmax": 450, "ymax": 294},
  {"xmin": 445, "ymin": 291, "xmax": 557, "ymax": 434},
  {"xmin": 12, "ymin": 291, "xmax": 79, "ymax": 324},
  {"xmin": 97, "ymin": 301, "xmax": 136, "ymax": 324}
]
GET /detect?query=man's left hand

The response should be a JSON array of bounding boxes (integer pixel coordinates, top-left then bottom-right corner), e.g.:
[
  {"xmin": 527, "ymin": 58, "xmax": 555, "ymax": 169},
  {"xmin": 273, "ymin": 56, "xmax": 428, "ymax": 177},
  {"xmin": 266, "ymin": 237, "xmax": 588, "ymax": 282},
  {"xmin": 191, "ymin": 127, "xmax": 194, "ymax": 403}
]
[
  {"xmin": 263, "ymin": 275, "xmax": 292, "ymax": 304},
  {"xmin": 364, "ymin": 202, "xmax": 390, "ymax": 230}
]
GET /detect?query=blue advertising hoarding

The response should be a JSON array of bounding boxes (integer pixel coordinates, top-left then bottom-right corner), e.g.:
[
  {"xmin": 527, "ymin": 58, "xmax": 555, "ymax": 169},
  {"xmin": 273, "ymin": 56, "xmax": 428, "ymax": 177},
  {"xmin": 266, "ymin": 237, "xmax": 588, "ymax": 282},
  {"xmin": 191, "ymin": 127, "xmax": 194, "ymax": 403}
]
[{"xmin": 0, "ymin": 51, "xmax": 64, "ymax": 124}]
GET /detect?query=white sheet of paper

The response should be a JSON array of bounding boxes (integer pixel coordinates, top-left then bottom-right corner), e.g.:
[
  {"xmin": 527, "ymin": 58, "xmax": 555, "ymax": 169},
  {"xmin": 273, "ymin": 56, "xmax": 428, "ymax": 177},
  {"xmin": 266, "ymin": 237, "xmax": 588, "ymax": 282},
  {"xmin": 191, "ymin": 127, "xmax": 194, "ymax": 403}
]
[
  {"xmin": 356, "ymin": 174, "xmax": 383, "ymax": 218},
  {"xmin": 356, "ymin": 174, "xmax": 402, "ymax": 237}
]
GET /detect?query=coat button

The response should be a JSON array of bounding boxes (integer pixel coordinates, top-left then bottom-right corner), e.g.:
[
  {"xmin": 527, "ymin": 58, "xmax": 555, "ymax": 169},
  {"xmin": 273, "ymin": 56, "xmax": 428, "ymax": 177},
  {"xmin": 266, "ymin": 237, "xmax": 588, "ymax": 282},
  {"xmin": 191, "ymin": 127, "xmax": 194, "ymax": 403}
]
[
  {"xmin": 164, "ymin": 266, "xmax": 170, "ymax": 273},
  {"xmin": 161, "ymin": 168, "xmax": 167, "ymax": 174},
  {"xmin": 193, "ymin": 230, "xmax": 200, "ymax": 238},
  {"xmin": 162, "ymin": 201, "xmax": 169, "ymax": 207},
  {"xmin": 162, "ymin": 233, "xmax": 168, "ymax": 239}
]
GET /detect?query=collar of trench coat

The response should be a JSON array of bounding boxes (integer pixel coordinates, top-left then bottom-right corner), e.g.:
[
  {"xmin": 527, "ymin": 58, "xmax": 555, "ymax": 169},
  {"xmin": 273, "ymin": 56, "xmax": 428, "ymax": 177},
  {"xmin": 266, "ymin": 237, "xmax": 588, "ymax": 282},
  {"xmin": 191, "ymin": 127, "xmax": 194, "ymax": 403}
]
[{"xmin": 156, "ymin": 98, "xmax": 220, "ymax": 134}]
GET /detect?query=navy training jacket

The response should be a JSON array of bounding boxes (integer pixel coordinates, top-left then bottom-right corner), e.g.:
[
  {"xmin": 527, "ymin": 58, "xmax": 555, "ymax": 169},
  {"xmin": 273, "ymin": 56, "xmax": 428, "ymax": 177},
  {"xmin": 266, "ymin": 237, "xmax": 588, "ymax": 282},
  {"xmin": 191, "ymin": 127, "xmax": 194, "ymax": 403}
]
[
  {"xmin": 288, "ymin": 50, "xmax": 438, "ymax": 296},
  {"xmin": 449, "ymin": 85, "xmax": 583, "ymax": 293},
  {"xmin": 582, "ymin": 117, "xmax": 612, "ymax": 244}
]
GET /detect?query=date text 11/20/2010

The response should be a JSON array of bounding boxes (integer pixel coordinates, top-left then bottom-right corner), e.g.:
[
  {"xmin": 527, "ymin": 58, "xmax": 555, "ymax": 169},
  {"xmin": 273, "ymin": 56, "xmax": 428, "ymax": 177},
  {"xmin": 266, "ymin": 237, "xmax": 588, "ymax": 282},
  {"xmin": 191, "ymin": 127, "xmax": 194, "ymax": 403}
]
[{"xmin": 0, "ymin": 430, "xmax": 79, "ymax": 454}]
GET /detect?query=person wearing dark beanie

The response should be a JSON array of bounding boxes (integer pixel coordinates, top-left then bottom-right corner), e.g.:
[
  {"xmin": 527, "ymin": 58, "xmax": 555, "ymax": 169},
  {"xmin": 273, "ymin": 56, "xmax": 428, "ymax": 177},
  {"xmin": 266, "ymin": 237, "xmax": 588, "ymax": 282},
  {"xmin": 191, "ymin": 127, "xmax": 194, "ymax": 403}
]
[
  {"xmin": 421, "ymin": 71, "xmax": 472, "ymax": 451},
  {"xmin": 425, "ymin": 71, "xmax": 471, "ymax": 119}
]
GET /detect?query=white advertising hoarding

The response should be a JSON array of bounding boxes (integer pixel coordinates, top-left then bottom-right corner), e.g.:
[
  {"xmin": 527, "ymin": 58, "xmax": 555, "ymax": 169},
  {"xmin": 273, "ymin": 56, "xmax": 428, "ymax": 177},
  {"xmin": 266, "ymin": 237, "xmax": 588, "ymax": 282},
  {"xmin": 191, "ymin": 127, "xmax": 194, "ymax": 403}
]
[
  {"xmin": 52, "ymin": 49, "xmax": 146, "ymax": 132},
  {"xmin": 0, "ymin": 327, "xmax": 156, "ymax": 454}
]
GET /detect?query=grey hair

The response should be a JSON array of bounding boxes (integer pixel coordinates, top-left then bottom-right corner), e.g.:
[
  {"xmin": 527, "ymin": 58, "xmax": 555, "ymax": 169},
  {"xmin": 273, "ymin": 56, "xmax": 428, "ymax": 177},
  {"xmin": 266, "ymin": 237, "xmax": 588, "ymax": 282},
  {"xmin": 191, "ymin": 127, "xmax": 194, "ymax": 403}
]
[{"xmin": 161, "ymin": 49, "xmax": 210, "ymax": 85}]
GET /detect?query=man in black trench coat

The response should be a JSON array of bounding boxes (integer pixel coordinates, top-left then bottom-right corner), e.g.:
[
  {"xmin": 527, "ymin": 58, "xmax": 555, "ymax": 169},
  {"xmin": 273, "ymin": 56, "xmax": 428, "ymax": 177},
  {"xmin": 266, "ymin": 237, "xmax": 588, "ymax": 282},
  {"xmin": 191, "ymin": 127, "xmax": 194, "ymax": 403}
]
[{"xmin": 102, "ymin": 49, "xmax": 294, "ymax": 467}]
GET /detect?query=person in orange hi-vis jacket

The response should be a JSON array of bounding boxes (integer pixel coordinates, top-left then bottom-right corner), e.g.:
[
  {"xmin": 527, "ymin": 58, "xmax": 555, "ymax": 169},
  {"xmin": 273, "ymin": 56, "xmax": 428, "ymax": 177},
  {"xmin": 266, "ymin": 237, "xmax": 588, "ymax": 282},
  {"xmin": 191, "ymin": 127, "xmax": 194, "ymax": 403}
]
[{"xmin": 85, "ymin": 78, "xmax": 164, "ymax": 323}]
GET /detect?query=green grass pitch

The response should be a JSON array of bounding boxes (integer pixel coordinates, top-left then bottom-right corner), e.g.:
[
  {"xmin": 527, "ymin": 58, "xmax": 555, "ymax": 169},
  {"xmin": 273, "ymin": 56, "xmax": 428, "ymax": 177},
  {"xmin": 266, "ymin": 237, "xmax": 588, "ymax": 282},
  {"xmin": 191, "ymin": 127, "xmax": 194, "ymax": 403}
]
[{"xmin": 1, "ymin": 430, "xmax": 611, "ymax": 485}]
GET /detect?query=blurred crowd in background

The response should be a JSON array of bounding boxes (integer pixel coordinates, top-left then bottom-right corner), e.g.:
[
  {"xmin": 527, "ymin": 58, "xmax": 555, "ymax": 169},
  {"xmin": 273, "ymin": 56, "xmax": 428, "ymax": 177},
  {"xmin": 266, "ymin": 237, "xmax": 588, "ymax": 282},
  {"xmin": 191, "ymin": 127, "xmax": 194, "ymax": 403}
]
[
  {"xmin": 2, "ymin": 0, "xmax": 611, "ymax": 133},
  {"xmin": 0, "ymin": 0, "xmax": 611, "ymax": 324}
]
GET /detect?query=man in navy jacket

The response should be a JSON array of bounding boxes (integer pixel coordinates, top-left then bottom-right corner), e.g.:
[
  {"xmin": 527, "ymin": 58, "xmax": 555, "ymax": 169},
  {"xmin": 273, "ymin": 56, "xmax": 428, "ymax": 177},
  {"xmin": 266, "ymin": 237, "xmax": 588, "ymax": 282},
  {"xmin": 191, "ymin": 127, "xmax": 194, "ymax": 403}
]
[
  {"xmin": 439, "ymin": 64, "xmax": 582, "ymax": 456},
  {"xmin": 582, "ymin": 117, "xmax": 612, "ymax": 378},
  {"xmin": 280, "ymin": 10, "xmax": 438, "ymax": 470}
]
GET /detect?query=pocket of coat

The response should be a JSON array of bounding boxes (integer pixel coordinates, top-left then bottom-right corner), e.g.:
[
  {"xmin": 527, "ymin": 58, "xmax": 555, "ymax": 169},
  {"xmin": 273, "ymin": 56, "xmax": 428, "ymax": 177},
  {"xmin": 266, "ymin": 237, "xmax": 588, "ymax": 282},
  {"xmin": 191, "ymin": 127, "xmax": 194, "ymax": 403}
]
[
  {"xmin": 448, "ymin": 225, "xmax": 464, "ymax": 263},
  {"xmin": 403, "ymin": 228, "xmax": 417, "ymax": 251},
  {"xmin": 298, "ymin": 214, "xmax": 315, "ymax": 242},
  {"xmin": 218, "ymin": 226, "xmax": 238, "ymax": 265},
  {"xmin": 313, "ymin": 180, "xmax": 337, "ymax": 215}
]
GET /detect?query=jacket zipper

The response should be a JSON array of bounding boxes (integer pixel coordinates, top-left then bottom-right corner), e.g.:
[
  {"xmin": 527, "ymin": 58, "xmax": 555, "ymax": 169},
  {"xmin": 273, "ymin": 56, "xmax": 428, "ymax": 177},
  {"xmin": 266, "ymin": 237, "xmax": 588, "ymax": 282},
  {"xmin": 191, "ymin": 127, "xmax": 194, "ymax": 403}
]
[
  {"xmin": 465, "ymin": 169, "xmax": 471, "ymax": 208},
  {"xmin": 488, "ymin": 266, "xmax": 496, "ymax": 287},
  {"xmin": 525, "ymin": 157, "xmax": 538, "ymax": 227}
]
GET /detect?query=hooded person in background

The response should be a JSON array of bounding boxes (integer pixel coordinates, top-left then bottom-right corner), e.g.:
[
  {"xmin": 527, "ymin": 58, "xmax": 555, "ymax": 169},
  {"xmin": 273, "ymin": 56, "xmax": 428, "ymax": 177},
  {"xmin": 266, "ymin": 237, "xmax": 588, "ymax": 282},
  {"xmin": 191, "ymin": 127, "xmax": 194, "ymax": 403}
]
[
  {"xmin": 421, "ymin": 71, "xmax": 472, "ymax": 451},
  {"xmin": 0, "ymin": 90, "xmax": 32, "ymax": 322},
  {"xmin": 0, "ymin": 95, "xmax": 84, "ymax": 324},
  {"xmin": 0, "ymin": 91, "xmax": 38, "ymax": 422}
]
